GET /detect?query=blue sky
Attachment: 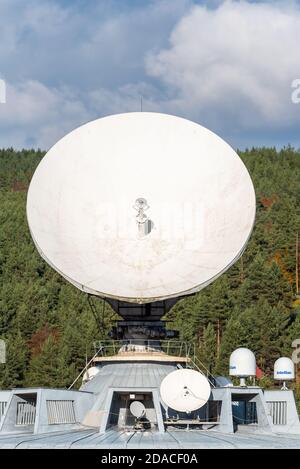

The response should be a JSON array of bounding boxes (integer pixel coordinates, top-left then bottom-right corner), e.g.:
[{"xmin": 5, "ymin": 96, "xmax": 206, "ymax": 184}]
[{"xmin": 0, "ymin": 0, "xmax": 300, "ymax": 150}]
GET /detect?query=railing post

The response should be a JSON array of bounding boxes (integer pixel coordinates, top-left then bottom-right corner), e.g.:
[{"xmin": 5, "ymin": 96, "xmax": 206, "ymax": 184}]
[{"xmin": 68, "ymin": 345, "xmax": 103, "ymax": 389}]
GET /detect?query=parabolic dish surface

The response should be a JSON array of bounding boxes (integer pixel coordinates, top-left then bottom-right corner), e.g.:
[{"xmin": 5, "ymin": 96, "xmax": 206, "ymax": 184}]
[
  {"xmin": 160, "ymin": 369, "xmax": 211, "ymax": 412},
  {"xmin": 27, "ymin": 112, "xmax": 255, "ymax": 303}
]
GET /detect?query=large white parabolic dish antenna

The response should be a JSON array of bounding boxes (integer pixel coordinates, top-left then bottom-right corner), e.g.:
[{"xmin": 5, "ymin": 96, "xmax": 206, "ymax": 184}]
[
  {"xmin": 27, "ymin": 112, "xmax": 255, "ymax": 303},
  {"xmin": 160, "ymin": 369, "xmax": 211, "ymax": 413}
]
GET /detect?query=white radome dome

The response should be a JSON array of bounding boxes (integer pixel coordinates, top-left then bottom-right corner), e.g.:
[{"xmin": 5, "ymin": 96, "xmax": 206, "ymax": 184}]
[
  {"xmin": 274, "ymin": 357, "xmax": 295, "ymax": 381},
  {"xmin": 229, "ymin": 348, "xmax": 256, "ymax": 377}
]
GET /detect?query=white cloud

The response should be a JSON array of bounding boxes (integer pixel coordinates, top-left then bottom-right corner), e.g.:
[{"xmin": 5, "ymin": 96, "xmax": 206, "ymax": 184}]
[
  {"xmin": 0, "ymin": 0, "xmax": 192, "ymax": 148},
  {"xmin": 1, "ymin": 1, "xmax": 300, "ymax": 149},
  {"xmin": 0, "ymin": 0, "xmax": 191, "ymax": 89},
  {"xmin": 0, "ymin": 81, "xmax": 91, "ymax": 148},
  {"xmin": 146, "ymin": 0, "xmax": 300, "ymax": 141},
  {"xmin": 0, "ymin": 80, "xmax": 161, "ymax": 149}
]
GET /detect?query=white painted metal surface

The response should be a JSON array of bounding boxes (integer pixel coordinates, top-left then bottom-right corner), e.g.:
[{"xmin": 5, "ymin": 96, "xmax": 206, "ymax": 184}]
[
  {"xmin": 27, "ymin": 112, "xmax": 256, "ymax": 303},
  {"xmin": 267, "ymin": 401, "xmax": 287, "ymax": 425},
  {"xmin": 130, "ymin": 401, "xmax": 146, "ymax": 418},
  {"xmin": 82, "ymin": 366, "xmax": 100, "ymax": 383},
  {"xmin": 160, "ymin": 369, "xmax": 211, "ymax": 412},
  {"xmin": 16, "ymin": 400, "xmax": 36, "ymax": 426},
  {"xmin": 46, "ymin": 400, "xmax": 76, "ymax": 425},
  {"xmin": 274, "ymin": 357, "xmax": 295, "ymax": 381},
  {"xmin": 229, "ymin": 348, "xmax": 256, "ymax": 377}
]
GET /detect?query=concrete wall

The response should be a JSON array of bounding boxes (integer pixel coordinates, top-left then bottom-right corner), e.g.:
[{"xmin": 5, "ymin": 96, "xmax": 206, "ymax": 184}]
[
  {"xmin": 0, "ymin": 388, "xmax": 95, "ymax": 435},
  {"xmin": 35, "ymin": 389, "xmax": 96, "ymax": 434},
  {"xmin": 0, "ymin": 391, "xmax": 37, "ymax": 434},
  {"xmin": 264, "ymin": 389, "xmax": 300, "ymax": 434},
  {"xmin": 0, "ymin": 391, "xmax": 12, "ymax": 427},
  {"xmin": 211, "ymin": 387, "xmax": 273, "ymax": 434}
]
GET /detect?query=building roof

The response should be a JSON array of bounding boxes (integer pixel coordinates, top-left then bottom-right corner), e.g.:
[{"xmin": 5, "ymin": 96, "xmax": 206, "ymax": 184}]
[
  {"xmin": 0, "ymin": 428, "xmax": 300, "ymax": 449},
  {"xmin": 80, "ymin": 361, "xmax": 177, "ymax": 393}
]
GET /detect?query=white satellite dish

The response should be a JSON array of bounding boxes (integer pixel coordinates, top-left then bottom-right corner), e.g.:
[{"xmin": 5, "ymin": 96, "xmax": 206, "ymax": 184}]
[
  {"xmin": 82, "ymin": 366, "xmax": 100, "ymax": 383},
  {"xmin": 130, "ymin": 401, "xmax": 146, "ymax": 419},
  {"xmin": 160, "ymin": 368, "xmax": 211, "ymax": 413},
  {"xmin": 27, "ymin": 112, "xmax": 255, "ymax": 303}
]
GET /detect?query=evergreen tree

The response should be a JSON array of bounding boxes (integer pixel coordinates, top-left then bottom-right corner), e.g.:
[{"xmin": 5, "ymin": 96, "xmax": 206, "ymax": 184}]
[
  {"xmin": 0, "ymin": 331, "xmax": 28, "ymax": 388},
  {"xmin": 197, "ymin": 323, "xmax": 217, "ymax": 373},
  {"xmin": 214, "ymin": 316, "xmax": 246, "ymax": 375},
  {"xmin": 25, "ymin": 335, "xmax": 62, "ymax": 387},
  {"xmin": 0, "ymin": 145, "xmax": 300, "ymax": 414},
  {"xmin": 215, "ymin": 299, "xmax": 288, "ymax": 375}
]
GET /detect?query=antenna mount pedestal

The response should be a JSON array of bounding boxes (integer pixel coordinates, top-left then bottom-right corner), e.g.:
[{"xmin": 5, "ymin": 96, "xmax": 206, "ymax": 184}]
[{"xmin": 105, "ymin": 298, "xmax": 180, "ymax": 342}]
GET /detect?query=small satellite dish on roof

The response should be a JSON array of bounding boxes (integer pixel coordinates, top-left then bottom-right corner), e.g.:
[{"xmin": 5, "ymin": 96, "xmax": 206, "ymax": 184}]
[
  {"xmin": 215, "ymin": 376, "xmax": 233, "ymax": 388},
  {"xmin": 130, "ymin": 401, "xmax": 146, "ymax": 419},
  {"xmin": 27, "ymin": 112, "xmax": 255, "ymax": 304},
  {"xmin": 160, "ymin": 369, "xmax": 211, "ymax": 413},
  {"xmin": 82, "ymin": 366, "xmax": 100, "ymax": 383}
]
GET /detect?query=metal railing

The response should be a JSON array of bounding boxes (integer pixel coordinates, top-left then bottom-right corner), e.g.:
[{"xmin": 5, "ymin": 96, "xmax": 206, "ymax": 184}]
[
  {"xmin": 188, "ymin": 354, "xmax": 216, "ymax": 388},
  {"xmin": 93, "ymin": 339, "xmax": 194, "ymax": 359},
  {"xmin": 16, "ymin": 400, "xmax": 36, "ymax": 426},
  {"xmin": 68, "ymin": 345, "xmax": 104, "ymax": 389},
  {"xmin": 69, "ymin": 339, "xmax": 219, "ymax": 390}
]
